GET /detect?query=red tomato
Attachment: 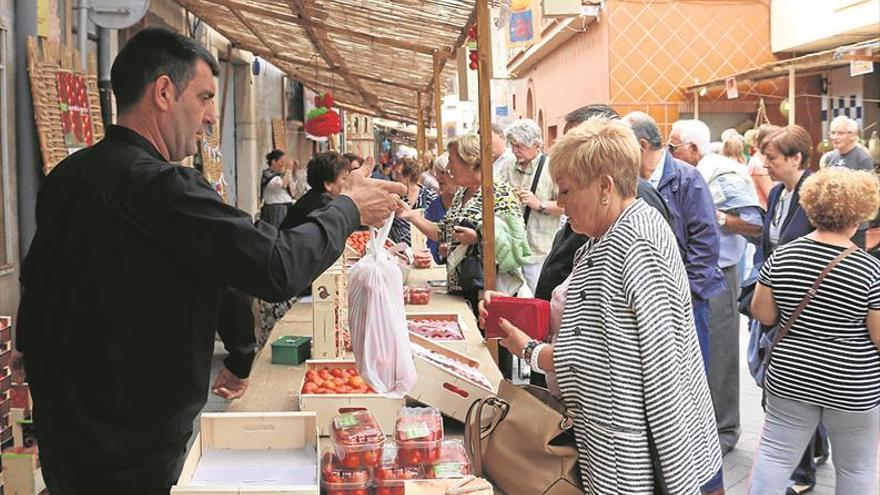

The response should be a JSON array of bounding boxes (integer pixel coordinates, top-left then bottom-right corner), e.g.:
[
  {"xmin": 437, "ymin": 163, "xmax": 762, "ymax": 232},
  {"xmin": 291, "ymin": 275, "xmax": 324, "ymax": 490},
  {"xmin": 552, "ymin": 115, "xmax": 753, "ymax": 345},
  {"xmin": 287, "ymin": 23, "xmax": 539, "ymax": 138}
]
[
  {"xmin": 336, "ymin": 385, "xmax": 352, "ymax": 394},
  {"xmin": 393, "ymin": 487, "xmax": 405, "ymax": 495},
  {"xmin": 332, "ymin": 377, "xmax": 345, "ymax": 387},
  {"xmin": 376, "ymin": 487, "xmax": 394, "ymax": 495},
  {"xmin": 362, "ymin": 449, "xmax": 379, "ymax": 467},
  {"xmin": 427, "ymin": 447, "xmax": 441, "ymax": 462},
  {"xmin": 331, "ymin": 368, "xmax": 346, "ymax": 378},
  {"xmin": 340, "ymin": 452, "xmax": 362, "ymax": 469}
]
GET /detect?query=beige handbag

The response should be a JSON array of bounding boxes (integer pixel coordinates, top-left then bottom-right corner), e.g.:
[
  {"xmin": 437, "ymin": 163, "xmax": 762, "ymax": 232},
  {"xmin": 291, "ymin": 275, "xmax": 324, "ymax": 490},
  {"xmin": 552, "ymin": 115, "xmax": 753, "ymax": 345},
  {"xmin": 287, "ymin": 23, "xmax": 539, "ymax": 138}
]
[{"xmin": 464, "ymin": 380, "xmax": 584, "ymax": 495}]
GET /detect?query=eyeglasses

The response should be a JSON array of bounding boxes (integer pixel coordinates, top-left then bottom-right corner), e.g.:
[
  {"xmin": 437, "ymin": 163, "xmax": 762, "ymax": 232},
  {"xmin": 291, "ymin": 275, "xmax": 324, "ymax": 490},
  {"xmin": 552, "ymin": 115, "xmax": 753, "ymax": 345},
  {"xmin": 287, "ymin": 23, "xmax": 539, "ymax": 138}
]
[
  {"xmin": 829, "ymin": 130, "xmax": 854, "ymax": 136},
  {"xmin": 772, "ymin": 190, "xmax": 789, "ymax": 227},
  {"xmin": 667, "ymin": 142, "xmax": 691, "ymax": 153}
]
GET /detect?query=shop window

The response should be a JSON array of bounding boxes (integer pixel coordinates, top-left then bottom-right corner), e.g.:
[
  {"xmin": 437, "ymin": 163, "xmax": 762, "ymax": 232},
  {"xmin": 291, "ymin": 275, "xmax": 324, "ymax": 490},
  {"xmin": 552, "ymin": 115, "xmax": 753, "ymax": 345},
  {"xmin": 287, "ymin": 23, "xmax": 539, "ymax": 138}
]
[{"xmin": 0, "ymin": 21, "xmax": 10, "ymax": 270}]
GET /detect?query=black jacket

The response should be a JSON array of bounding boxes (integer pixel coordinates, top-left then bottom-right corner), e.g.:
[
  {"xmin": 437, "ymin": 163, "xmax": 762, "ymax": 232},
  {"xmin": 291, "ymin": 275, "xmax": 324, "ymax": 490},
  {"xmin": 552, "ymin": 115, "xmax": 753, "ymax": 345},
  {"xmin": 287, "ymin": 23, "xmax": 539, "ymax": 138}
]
[
  {"xmin": 534, "ymin": 178, "xmax": 671, "ymax": 300},
  {"xmin": 17, "ymin": 125, "xmax": 359, "ymax": 491}
]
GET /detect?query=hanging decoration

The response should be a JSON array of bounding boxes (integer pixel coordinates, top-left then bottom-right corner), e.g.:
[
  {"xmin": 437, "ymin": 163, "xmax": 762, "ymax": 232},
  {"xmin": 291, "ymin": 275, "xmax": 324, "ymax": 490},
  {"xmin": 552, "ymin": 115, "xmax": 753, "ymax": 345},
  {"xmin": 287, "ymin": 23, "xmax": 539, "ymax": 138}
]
[
  {"xmin": 304, "ymin": 92, "xmax": 342, "ymax": 138},
  {"xmin": 779, "ymin": 98, "xmax": 791, "ymax": 119},
  {"xmin": 467, "ymin": 25, "xmax": 478, "ymax": 71},
  {"xmin": 753, "ymin": 98, "xmax": 770, "ymax": 128}
]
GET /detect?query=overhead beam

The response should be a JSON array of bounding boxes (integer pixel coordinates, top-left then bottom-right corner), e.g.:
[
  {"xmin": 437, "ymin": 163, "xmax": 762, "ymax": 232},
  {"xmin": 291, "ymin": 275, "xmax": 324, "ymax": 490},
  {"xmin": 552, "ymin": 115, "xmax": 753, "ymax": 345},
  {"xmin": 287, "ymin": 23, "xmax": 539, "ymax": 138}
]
[
  {"xmin": 288, "ymin": 0, "xmax": 387, "ymax": 119},
  {"xmin": 190, "ymin": 0, "xmax": 448, "ymax": 56}
]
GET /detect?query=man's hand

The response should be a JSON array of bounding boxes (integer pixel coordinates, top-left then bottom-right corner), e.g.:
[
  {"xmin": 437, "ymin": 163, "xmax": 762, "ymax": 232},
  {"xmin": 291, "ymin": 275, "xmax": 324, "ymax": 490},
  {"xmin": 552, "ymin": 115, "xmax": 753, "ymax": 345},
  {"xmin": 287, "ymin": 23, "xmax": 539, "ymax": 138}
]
[
  {"xmin": 515, "ymin": 189, "xmax": 541, "ymax": 210},
  {"xmin": 211, "ymin": 367, "xmax": 249, "ymax": 400},
  {"xmin": 343, "ymin": 173, "xmax": 407, "ymax": 227}
]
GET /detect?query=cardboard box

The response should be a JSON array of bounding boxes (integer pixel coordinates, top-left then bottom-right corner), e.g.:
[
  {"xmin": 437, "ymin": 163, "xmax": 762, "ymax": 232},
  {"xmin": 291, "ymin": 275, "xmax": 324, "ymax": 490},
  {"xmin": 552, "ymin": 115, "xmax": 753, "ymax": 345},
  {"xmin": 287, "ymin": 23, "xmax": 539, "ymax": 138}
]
[
  {"xmin": 405, "ymin": 313, "xmax": 468, "ymax": 354},
  {"xmin": 271, "ymin": 336, "xmax": 311, "ymax": 366},
  {"xmin": 173, "ymin": 412, "xmax": 320, "ymax": 495},
  {"xmin": 298, "ymin": 359, "xmax": 404, "ymax": 436},
  {"xmin": 407, "ymin": 334, "xmax": 497, "ymax": 423}
]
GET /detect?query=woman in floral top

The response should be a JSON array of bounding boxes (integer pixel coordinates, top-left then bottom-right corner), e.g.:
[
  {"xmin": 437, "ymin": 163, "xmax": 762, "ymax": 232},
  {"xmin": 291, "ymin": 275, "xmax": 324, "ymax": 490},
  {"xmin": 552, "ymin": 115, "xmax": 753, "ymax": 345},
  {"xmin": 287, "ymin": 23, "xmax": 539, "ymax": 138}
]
[{"xmin": 400, "ymin": 134, "xmax": 525, "ymax": 308}]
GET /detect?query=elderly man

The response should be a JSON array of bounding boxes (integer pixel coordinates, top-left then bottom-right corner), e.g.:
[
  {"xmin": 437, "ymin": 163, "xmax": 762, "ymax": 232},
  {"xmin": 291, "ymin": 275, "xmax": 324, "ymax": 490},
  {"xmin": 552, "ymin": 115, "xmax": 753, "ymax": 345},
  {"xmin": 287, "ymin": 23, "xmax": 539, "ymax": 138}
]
[
  {"xmin": 16, "ymin": 27, "xmax": 403, "ymax": 493},
  {"xmin": 491, "ymin": 123, "xmax": 516, "ymax": 175},
  {"xmin": 827, "ymin": 115, "xmax": 873, "ymax": 248},
  {"xmin": 669, "ymin": 119, "xmax": 763, "ymax": 456},
  {"xmin": 500, "ymin": 119, "xmax": 562, "ymax": 295}
]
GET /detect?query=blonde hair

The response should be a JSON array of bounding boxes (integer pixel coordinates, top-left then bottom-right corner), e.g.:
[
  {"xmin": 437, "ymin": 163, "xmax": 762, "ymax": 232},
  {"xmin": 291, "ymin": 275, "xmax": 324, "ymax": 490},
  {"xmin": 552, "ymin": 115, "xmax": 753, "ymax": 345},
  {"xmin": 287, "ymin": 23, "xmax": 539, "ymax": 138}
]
[
  {"xmin": 448, "ymin": 134, "xmax": 481, "ymax": 171},
  {"xmin": 432, "ymin": 152, "xmax": 450, "ymax": 174},
  {"xmin": 722, "ymin": 138, "xmax": 746, "ymax": 164},
  {"xmin": 549, "ymin": 116, "xmax": 639, "ymax": 198},
  {"xmin": 799, "ymin": 168, "xmax": 880, "ymax": 232}
]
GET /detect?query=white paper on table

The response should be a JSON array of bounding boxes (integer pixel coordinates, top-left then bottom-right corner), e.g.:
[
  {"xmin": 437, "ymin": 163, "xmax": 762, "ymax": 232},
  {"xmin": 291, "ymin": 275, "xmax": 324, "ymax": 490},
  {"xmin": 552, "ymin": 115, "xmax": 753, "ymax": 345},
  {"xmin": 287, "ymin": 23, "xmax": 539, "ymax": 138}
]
[{"xmin": 189, "ymin": 448, "xmax": 317, "ymax": 486}]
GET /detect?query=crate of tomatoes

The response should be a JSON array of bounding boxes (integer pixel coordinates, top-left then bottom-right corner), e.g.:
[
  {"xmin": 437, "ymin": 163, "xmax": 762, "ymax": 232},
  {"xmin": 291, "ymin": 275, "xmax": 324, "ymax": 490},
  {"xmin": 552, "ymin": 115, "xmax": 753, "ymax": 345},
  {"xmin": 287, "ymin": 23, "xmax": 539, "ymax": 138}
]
[{"xmin": 299, "ymin": 360, "xmax": 405, "ymax": 436}]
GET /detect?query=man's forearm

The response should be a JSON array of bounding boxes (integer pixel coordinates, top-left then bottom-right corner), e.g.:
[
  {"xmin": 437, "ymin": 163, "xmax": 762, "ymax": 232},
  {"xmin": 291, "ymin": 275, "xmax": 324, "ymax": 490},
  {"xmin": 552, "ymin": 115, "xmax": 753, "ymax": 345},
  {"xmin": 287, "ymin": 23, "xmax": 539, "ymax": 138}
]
[{"xmin": 722, "ymin": 212, "xmax": 762, "ymax": 239}]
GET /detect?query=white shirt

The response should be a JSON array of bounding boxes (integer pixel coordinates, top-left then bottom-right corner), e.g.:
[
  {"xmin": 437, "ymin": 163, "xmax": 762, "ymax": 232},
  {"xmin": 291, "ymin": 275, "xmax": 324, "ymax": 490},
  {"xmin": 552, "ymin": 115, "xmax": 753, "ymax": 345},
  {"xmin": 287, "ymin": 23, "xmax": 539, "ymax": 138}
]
[
  {"xmin": 263, "ymin": 176, "xmax": 294, "ymax": 205},
  {"xmin": 648, "ymin": 150, "xmax": 666, "ymax": 189}
]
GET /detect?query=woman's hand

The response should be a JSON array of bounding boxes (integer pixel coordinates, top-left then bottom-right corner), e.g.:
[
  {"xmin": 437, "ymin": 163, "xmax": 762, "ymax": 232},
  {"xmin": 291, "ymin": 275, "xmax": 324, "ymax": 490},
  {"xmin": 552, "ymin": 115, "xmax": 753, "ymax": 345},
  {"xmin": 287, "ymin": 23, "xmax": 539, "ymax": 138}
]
[
  {"xmin": 478, "ymin": 290, "xmax": 507, "ymax": 328},
  {"xmin": 395, "ymin": 198, "xmax": 414, "ymax": 220},
  {"xmin": 452, "ymin": 226, "xmax": 478, "ymax": 245},
  {"xmin": 496, "ymin": 318, "xmax": 531, "ymax": 359}
]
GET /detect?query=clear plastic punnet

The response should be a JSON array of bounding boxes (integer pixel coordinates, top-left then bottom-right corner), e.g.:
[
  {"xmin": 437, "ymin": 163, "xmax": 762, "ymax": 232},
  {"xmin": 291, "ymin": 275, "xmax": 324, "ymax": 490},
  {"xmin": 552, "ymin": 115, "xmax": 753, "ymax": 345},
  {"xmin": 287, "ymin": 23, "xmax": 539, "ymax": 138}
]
[
  {"xmin": 329, "ymin": 410, "xmax": 385, "ymax": 469},
  {"xmin": 393, "ymin": 407, "xmax": 443, "ymax": 467}
]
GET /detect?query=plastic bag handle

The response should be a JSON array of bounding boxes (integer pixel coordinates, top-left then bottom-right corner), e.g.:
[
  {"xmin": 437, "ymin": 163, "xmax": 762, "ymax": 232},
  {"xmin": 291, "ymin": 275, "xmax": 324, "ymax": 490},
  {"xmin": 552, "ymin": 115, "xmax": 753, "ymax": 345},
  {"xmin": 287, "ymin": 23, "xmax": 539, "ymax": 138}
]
[{"xmin": 367, "ymin": 216, "xmax": 395, "ymax": 259}]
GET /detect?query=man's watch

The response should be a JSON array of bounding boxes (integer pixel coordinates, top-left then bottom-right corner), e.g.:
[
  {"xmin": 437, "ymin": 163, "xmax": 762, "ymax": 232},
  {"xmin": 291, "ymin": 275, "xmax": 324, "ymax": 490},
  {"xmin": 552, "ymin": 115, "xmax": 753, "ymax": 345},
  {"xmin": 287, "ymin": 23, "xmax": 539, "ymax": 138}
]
[
  {"xmin": 538, "ymin": 201, "xmax": 547, "ymax": 214},
  {"xmin": 717, "ymin": 211, "xmax": 727, "ymax": 226}
]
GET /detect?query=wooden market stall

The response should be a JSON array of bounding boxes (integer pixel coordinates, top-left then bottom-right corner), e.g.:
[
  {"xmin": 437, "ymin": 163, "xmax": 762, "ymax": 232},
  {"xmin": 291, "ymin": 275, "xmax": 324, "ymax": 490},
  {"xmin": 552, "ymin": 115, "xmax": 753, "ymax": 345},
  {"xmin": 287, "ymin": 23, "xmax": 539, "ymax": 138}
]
[{"xmin": 169, "ymin": 2, "xmax": 503, "ymax": 492}]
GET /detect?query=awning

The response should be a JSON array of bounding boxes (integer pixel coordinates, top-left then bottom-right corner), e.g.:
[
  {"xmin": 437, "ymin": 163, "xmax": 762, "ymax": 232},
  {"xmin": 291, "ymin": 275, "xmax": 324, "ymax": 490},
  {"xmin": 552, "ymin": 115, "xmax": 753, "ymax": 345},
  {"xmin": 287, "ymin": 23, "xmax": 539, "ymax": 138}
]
[
  {"xmin": 176, "ymin": 0, "xmax": 476, "ymax": 124},
  {"xmin": 684, "ymin": 37, "xmax": 880, "ymax": 92}
]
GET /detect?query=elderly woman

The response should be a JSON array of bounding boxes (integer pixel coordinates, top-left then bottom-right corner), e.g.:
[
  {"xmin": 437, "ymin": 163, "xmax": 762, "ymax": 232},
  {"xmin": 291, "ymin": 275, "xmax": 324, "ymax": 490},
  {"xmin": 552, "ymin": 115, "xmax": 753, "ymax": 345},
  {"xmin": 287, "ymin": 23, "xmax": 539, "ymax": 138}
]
[
  {"xmin": 494, "ymin": 117, "xmax": 721, "ymax": 494},
  {"xmin": 398, "ymin": 134, "xmax": 528, "ymax": 309},
  {"xmin": 749, "ymin": 168, "xmax": 880, "ymax": 494},
  {"xmin": 747, "ymin": 124, "xmax": 780, "ymax": 209},
  {"xmin": 280, "ymin": 151, "xmax": 350, "ymax": 229}
]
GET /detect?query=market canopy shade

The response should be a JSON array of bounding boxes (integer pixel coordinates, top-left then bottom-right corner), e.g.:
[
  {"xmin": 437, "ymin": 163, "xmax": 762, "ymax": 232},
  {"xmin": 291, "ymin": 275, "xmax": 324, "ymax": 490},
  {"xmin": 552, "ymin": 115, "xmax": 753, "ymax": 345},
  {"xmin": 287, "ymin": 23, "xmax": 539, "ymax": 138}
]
[
  {"xmin": 176, "ymin": 0, "xmax": 474, "ymax": 124},
  {"xmin": 684, "ymin": 37, "xmax": 880, "ymax": 92}
]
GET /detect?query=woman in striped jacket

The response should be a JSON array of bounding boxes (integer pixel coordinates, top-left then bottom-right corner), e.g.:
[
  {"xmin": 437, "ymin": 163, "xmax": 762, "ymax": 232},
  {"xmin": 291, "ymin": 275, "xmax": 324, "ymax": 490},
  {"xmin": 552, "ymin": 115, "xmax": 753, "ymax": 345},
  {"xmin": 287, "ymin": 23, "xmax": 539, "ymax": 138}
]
[{"xmin": 495, "ymin": 117, "xmax": 722, "ymax": 494}]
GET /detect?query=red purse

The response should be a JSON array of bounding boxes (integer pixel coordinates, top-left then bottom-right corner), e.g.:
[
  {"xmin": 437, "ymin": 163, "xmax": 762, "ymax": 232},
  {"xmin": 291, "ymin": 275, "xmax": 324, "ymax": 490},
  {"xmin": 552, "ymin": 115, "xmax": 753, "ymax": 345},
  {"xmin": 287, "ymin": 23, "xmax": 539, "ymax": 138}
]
[{"xmin": 485, "ymin": 297, "xmax": 551, "ymax": 341}]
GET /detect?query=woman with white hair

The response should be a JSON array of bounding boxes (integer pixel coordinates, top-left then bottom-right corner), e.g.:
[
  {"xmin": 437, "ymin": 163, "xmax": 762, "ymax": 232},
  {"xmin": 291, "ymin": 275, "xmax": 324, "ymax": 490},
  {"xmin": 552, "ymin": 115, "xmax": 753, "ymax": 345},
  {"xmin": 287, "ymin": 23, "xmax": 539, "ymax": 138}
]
[{"xmin": 423, "ymin": 153, "xmax": 457, "ymax": 264}]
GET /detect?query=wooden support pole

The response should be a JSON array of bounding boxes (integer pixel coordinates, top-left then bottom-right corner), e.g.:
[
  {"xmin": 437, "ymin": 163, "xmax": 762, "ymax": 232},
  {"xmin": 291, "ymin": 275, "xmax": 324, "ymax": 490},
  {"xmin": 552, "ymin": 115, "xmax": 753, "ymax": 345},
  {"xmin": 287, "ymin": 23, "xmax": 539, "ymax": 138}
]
[
  {"xmin": 417, "ymin": 91, "xmax": 426, "ymax": 164},
  {"xmin": 477, "ymin": 0, "xmax": 496, "ymax": 293},
  {"xmin": 788, "ymin": 66, "xmax": 796, "ymax": 125},
  {"xmin": 433, "ymin": 49, "xmax": 444, "ymax": 152},
  {"xmin": 694, "ymin": 91, "xmax": 700, "ymax": 120}
]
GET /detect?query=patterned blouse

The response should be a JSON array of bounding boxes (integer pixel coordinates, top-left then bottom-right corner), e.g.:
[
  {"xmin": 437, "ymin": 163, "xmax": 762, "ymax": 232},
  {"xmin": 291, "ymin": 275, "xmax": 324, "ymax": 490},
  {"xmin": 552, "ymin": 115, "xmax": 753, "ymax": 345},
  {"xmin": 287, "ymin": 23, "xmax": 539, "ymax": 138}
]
[
  {"xmin": 390, "ymin": 185, "xmax": 437, "ymax": 246},
  {"xmin": 439, "ymin": 180, "xmax": 521, "ymax": 292}
]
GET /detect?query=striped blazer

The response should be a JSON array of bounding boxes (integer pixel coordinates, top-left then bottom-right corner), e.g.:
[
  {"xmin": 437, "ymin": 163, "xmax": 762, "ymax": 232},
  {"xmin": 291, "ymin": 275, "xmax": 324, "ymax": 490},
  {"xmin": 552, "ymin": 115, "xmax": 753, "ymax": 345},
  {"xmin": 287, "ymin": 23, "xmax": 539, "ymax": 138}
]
[{"xmin": 554, "ymin": 200, "xmax": 721, "ymax": 494}]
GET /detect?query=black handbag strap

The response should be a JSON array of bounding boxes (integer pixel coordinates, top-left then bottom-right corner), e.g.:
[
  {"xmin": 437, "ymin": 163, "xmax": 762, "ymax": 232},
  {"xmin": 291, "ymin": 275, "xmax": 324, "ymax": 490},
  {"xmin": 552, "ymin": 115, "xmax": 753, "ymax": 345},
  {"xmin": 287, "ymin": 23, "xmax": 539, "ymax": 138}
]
[
  {"xmin": 522, "ymin": 154, "xmax": 547, "ymax": 225},
  {"xmin": 763, "ymin": 244, "xmax": 857, "ymax": 371}
]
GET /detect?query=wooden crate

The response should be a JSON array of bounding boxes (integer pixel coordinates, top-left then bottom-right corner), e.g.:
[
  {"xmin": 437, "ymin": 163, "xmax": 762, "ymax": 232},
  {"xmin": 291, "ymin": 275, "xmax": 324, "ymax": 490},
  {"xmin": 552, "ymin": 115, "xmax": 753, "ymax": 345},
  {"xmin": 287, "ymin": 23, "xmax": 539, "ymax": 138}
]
[
  {"xmin": 406, "ymin": 334, "xmax": 497, "ymax": 423},
  {"xmin": 1, "ymin": 450, "xmax": 44, "ymax": 495},
  {"xmin": 311, "ymin": 260, "xmax": 348, "ymax": 359},
  {"xmin": 173, "ymin": 412, "xmax": 320, "ymax": 495},
  {"xmin": 298, "ymin": 359, "xmax": 403, "ymax": 436},
  {"xmin": 405, "ymin": 313, "xmax": 468, "ymax": 354}
]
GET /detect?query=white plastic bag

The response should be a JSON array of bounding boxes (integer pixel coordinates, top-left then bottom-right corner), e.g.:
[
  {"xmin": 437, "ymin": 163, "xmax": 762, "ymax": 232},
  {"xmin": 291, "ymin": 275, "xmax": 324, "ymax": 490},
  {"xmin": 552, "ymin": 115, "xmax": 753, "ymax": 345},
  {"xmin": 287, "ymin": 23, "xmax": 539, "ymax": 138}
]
[{"xmin": 347, "ymin": 218, "xmax": 417, "ymax": 397}]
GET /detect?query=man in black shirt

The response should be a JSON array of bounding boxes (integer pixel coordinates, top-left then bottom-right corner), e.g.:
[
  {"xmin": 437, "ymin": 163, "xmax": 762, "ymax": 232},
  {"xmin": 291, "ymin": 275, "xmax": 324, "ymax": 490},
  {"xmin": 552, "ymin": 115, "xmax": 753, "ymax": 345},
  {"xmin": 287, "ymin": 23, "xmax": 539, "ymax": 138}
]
[{"xmin": 16, "ymin": 28, "xmax": 403, "ymax": 494}]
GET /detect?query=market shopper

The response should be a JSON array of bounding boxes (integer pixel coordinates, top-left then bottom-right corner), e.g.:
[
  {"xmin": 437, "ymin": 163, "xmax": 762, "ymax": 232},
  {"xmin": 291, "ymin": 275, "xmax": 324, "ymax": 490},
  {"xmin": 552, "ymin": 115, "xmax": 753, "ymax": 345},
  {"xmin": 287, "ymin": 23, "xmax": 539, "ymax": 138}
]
[
  {"xmin": 747, "ymin": 125, "xmax": 781, "ymax": 210},
  {"xmin": 826, "ymin": 115, "xmax": 873, "ymax": 248},
  {"xmin": 281, "ymin": 151, "xmax": 351, "ymax": 229},
  {"xmin": 15, "ymin": 27, "xmax": 404, "ymax": 495},
  {"xmin": 398, "ymin": 134, "xmax": 529, "ymax": 309},
  {"xmin": 494, "ymin": 116, "xmax": 722, "ymax": 494},
  {"xmin": 423, "ymin": 153, "xmax": 456, "ymax": 264},
  {"xmin": 259, "ymin": 149, "xmax": 295, "ymax": 227},
  {"xmin": 747, "ymin": 125, "xmax": 830, "ymax": 495},
  {"xmin": 500, "ymin": 119, "xmax": 563, "ymax": 296},
  {"xmin": 389, "ymin": 157, "xmax": 437, "ymax": 245},
  {"xmin": 670, "ymin": 118, "xmax": 764, "ymax": 455},
  {"xmin": 748, "ymin": 168, "xmax": 880, "ymax": 495}
]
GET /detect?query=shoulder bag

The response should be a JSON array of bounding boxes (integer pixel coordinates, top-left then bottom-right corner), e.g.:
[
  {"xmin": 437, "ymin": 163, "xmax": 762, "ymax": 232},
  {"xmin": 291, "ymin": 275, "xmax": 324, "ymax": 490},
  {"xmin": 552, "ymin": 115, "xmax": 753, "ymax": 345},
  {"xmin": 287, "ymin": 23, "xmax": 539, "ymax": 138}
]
[{"xmin": 464, "ymin": 380, "xmax": 583, "ymax": 495}]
